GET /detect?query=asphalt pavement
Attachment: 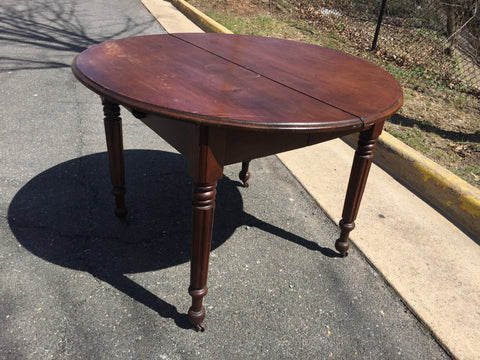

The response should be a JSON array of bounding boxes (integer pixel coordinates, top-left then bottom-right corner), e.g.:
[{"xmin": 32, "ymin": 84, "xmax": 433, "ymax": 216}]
[{"xmin": 0, "ymin": 0, "xmax": 451, "ymax": 359}]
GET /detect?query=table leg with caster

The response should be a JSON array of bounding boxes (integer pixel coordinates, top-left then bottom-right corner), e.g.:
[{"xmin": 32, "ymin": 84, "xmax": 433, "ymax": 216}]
[
  {"xmin": 335, "ymin": 122, "xmax": 383, "ymax": 257},
  {"xmin": 239, "ymin": 161, "xmax": 251, "ymax": 187},
  {"xmin": 186, "ymin": 126, "xmax": 225, "ymax": 331},
  {"xmin": 102, "ymin": 98, "xmax": 127, "ymax": 218}
]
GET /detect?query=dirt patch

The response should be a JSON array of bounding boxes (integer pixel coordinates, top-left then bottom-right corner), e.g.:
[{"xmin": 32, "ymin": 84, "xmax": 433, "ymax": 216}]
[{"xmin": 187, "ymin": 0, "xmax": 480, "ymax": 187}]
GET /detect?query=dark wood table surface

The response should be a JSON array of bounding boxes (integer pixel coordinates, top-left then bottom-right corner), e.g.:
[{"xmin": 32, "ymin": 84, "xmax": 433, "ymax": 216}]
[{"xmin": 72, "ymin": 33, "xmax": 403, "ymax": 330}]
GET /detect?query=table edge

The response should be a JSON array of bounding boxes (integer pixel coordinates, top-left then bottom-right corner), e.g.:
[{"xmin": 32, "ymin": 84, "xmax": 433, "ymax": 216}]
[{"xmin": 73, "ymin": 57, "xmax": 402, "ymax": 133}]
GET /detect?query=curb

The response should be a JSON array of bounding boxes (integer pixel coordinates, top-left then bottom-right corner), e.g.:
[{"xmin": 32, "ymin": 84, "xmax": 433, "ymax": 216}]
[
  {"xmin": 344, "ymin": 132, "xmax": 480, "ymax": 241},
  {"xmin": 169, "ymin": 0, "xmax": 480, "ymax": 241},
  {"xmin": 170, "ymin": 0, "xmax": 233, "ymax": 34}
]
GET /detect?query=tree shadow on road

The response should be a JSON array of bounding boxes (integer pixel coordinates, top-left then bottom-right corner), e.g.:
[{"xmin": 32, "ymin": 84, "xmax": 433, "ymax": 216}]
[{"xmin": 0, "ymin": 0, "xmax": 159, "ymax": 72}]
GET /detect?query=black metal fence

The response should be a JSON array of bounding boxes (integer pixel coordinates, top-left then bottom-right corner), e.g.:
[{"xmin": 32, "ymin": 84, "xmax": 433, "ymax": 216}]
[{"xmin": 293, "ymin": 0, "xmax": 480, "ymax": 92}]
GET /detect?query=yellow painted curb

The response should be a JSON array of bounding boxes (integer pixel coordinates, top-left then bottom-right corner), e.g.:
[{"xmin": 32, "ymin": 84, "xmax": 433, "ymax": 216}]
[
  {"xmin": 344, "ymin": 132, "xmax": 480, "ymax": 241},
  {"xmin": 170, "ymin": 0, "xmax": 232, "ymax": 34},
  {"xmin": 168, "ymin": 0, "xmax": 480, "ymax": 240}
]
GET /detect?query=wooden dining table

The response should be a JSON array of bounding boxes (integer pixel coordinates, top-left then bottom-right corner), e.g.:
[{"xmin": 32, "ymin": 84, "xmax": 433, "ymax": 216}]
[{"xmin": 71, "ymin": 33, "xmax": 403, "ymax": 330}]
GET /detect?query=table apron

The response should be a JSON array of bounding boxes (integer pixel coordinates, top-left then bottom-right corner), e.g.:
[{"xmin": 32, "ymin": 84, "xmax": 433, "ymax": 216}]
[{"xmin": 136, "ymin": 112, "xmax": 376, "ymax": 167}]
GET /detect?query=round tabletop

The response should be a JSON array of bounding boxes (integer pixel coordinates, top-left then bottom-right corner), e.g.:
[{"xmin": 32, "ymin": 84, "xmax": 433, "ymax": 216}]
[{"xmin": 72, "ymin": 33, "xmax": 402, "ymax": 132}]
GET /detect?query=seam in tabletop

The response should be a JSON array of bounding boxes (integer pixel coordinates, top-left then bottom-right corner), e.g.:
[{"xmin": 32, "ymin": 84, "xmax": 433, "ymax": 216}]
[{"xmin": 169, "ymin": 33, "xmax": 365, "ymax": 127}]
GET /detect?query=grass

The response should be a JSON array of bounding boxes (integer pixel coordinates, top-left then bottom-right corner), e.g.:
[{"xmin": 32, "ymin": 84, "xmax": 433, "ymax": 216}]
[
  {"xmin": 454, "ymin": 164, "xmax": 480, "ymax": 182},
  {"xmin": 206, "ymin": 12, "xmax": 342, "ymax": 49},
  {"xmin": 209, "ymin": 12, "xmax": 295, "ymax": 37},
  {"xmin": 387, "ymin": 127, "xmax": 430, "ymax": 153}
]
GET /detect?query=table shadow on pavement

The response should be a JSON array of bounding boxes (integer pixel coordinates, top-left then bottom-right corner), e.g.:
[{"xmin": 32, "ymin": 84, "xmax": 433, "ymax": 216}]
[{"xmin": 8, "ymin": 150, "xmax": 338, "ymax": 330}]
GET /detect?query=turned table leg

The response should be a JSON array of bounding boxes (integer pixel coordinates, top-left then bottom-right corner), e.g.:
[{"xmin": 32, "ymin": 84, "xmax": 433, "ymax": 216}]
[
  {"xmin": 335, "ymin": 122, "xmax": 383, "ymax": 257},
  {"xmin": 102, "ymin": 98, "xmax": 127, "ymax": 218},
  {"xmin": 239, "ymin": 161, "xmax": 251, "ymax": 187},
  {"xmin": 188, "ymin": 181, "xmax": 217, "ymax": 330},
  {"xmin": 186, "ymin": 126, "xmax": 225, "ymax": 330}
]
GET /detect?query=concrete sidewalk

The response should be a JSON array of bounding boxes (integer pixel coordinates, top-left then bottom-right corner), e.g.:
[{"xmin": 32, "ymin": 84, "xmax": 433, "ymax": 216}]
[
  {"xmin": 0, "ymin": 0, "xmax": 473, "ymax": 359},
  {"xmin": 145, "ymin": 1, "xmax": 480, "ymax": 359}
]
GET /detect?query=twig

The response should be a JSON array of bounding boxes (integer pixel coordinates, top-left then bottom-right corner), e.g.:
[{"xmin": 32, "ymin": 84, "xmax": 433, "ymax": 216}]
[{"xmin": 444, "ymin": 2, "xmax": 478, "ymax": 44}]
